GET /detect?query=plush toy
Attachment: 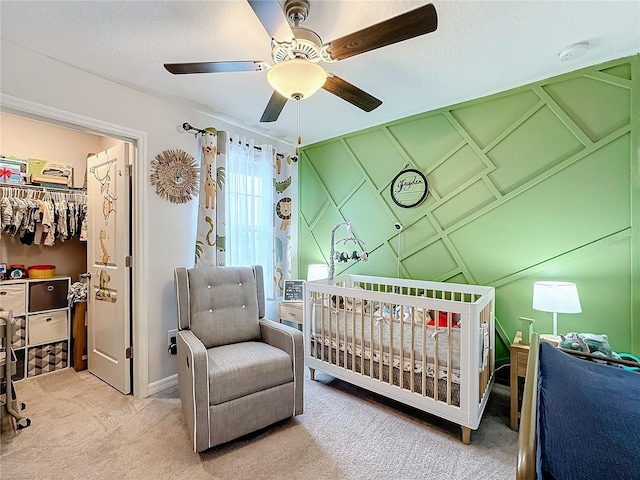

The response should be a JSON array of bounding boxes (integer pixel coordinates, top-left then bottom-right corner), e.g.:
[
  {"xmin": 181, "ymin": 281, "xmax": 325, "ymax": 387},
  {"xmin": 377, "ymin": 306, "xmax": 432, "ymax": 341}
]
[
  {"xmin": 559, "ymin": 332, "xmax": 622, "ymax": 361},
  {"xmin": 427, "ymin": 311, "xmax": 461, "ymax": 328}
]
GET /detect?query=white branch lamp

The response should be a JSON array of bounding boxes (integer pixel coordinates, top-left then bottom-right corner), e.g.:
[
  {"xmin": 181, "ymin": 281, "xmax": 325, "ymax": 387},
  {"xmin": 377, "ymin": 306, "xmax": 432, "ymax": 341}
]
[
  {"xmin": 532, "ymin": 281, "xmax": 582, "ymax": 338},
  {"xmin": 307, "ymin": 264, "xmax": 329, "ymax": 282}
]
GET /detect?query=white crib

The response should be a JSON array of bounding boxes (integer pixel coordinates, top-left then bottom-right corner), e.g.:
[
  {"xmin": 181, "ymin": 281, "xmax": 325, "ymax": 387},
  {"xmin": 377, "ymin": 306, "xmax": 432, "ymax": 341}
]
[{"xmin": 303, "ymin": 274, "xmax": 495, "ymax": 444}]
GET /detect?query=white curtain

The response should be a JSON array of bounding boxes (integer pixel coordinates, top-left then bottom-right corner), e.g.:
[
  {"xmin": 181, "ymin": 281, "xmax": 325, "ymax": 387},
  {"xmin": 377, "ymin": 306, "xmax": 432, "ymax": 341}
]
[
  {"xmin": 195, "ymin": 129, "xmax": 226, "ymax": 267},
  {"xmin": 225, "ymin": 135, "xmax": 275, "ymax": 298}
]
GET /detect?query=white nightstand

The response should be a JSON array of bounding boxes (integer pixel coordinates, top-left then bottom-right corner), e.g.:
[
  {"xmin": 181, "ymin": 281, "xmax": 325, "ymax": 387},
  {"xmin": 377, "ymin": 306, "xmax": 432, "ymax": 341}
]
[{"xmin": 278, "ymin": 301, "xmax": 303, "ymax": 330}]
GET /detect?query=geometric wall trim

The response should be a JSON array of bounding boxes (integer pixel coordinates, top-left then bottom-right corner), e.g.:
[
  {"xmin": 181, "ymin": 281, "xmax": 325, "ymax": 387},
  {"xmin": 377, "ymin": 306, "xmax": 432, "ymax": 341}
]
[{"xmin": 299, "ymin": 55, "xmax": 639, "ymax": 360}]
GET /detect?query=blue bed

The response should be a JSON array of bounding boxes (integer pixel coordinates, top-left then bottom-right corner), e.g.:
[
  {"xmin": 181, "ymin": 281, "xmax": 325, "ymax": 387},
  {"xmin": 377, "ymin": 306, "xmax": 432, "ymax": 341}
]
[{"xmin": 517, "ymin": 335, "xmax": 640, "ymax": 480}]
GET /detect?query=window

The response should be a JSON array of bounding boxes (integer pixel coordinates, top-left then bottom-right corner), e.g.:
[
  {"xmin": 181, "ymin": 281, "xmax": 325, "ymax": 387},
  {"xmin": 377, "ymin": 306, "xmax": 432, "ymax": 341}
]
[{"xmin": 225, "ymin": 139, "xmax": 274, "ymax": 298}]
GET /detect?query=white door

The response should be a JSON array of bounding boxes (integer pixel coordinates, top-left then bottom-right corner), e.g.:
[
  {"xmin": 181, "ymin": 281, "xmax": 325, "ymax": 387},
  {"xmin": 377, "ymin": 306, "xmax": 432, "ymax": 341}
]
[{"xmin": 86, "ymin": 143, "xmax": 132, "ymax": 394}]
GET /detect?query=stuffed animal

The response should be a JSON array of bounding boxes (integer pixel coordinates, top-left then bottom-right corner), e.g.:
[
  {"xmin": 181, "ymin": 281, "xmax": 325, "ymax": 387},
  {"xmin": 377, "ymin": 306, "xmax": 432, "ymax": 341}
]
[
  {"xmin": 559, "ymin": 332, "xmax": 622, "ymax": 361},
  {"xmin": 427, "ymin": 311, "xmax": 461, "ymax": 328}
]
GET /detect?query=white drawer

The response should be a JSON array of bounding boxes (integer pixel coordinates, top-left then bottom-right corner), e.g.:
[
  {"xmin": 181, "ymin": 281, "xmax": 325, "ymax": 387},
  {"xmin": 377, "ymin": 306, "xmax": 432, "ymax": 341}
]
[
  {"xmin": 28, "ymin": 310, "xmax": 68, "ymax": 345},
  {"xmin": 0, "ymin": 283, "xmax": 26, "ymax": 315}
]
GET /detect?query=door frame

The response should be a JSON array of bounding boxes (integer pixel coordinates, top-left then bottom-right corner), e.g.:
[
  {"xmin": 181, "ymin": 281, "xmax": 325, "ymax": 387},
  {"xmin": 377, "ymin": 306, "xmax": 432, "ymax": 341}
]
[{"xmin": 1, "ymin": 93, "xmax": 150, "ymax": 398}]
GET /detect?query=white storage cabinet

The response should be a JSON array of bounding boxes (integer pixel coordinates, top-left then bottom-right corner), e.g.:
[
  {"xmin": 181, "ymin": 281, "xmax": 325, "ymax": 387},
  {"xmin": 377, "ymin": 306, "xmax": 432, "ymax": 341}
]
[{"xmin": 0, "ymin": 276, "xmax": 71, "ymax": 380}]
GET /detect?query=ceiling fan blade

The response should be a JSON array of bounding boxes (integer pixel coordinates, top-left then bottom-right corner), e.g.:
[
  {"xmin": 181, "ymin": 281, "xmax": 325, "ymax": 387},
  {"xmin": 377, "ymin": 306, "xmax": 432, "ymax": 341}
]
[
  {"xmin": 324, "ymin": 3, "xmax": 437, "ymax": 61},
  {"xmin": 164, "ymin": 61, "xmax": 268, "ymax": 75},
  {"xmin": 322, "ymin": 75, "xmax": 382, "ymax": 112},
  {"xmin": 248, "ymin": 0, "xmax": 295, "ymax": 41},
  {"xmin": 260, "ymin": 91, "xmax": 288, "ymax": 122}
]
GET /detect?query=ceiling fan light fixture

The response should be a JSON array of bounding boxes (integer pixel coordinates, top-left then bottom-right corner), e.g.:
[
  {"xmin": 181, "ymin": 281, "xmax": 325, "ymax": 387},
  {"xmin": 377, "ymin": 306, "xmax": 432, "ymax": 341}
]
[{"xmin": 267, "ymin": 58, "xmax": 327, "ymax": 100}]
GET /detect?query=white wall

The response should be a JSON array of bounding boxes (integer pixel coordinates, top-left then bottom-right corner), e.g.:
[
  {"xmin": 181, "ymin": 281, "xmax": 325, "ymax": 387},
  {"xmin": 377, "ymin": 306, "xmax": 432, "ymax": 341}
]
[{"xmin": 1, "ymin": 41, "xmax": 294, "ymax": 388}]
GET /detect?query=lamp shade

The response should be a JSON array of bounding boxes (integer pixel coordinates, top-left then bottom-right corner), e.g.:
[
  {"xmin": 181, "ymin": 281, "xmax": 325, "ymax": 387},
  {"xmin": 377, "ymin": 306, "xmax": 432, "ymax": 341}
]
[
  {"xmin": 532, "ymin": 281, "xmax": 582, "ymax": 314},
  {"xmin": 267, "ymin": 59, "xmax": 327, "ymax": 99},
  {"xmin": 307, "ymin": 264, "xmax": 328, "ymax": 281}
]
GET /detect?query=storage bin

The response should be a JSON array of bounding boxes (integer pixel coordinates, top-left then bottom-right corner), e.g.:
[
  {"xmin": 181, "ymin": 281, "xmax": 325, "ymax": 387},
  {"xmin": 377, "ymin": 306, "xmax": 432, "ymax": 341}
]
[
  {"xmin": 12, "ymin": 348, "xmax": 25, "ymax": 381},
  {"xmin": 12, "ymin": 315, "xmax": 26, "ymax": 348},
  {"xmin": 28, "ymin": 310, "xmax": 67, "ymax": 345},
  {"xmin": 28, "ymin": 279, "xmax": 69, "ymax": 312},
  {"xmin": 0, "ymin": 283, "xmax": 26, "ymax": 315},
  {"xmin": 27, "ymin": 340, "xmax": 68, "ymax": 377},
  {"xmin": 27, "ymin": 265, "xmax": 56, "ymax": 279}
]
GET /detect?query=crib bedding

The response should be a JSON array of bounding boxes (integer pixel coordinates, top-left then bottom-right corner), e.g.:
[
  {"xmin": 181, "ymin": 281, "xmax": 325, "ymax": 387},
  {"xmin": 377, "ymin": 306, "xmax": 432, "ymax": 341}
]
[
  {"xmin": 311, "ymin": 302, "xmax": 462, "ymax": 383},
  {"xmin": 311, "ymin": 340, "xmax": 461, "ymax": 405}
]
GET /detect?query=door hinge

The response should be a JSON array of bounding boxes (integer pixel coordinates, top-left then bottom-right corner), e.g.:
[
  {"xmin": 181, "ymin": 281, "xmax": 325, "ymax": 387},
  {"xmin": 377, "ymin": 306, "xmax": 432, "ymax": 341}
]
[
  {"xmin": 125, "ymin": 256, "xmax": 132, "ymax": 268},
  {"xmin": 125, "ymin": 164, "xmax": 133, "ymax": 177},
  {"xmin": 126, "ymin": 346, "xmax": 133, "ymax": 359}
]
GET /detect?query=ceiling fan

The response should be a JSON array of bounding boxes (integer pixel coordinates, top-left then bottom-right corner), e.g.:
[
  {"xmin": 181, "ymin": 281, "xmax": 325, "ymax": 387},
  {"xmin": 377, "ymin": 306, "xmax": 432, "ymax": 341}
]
[{"xmin": 164, "ymin": 0, "xmax": 438, "ymax": 123}]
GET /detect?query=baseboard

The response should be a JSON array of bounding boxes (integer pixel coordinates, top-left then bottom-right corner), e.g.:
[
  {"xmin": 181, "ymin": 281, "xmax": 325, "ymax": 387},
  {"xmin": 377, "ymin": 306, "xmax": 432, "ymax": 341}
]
[
  {"xmin": 492, "ymin": 383, "xmax": 510, "ymax": 398},
  {"xmin": 147, "ymin": 373, "xmax": 177, "ymax": 396}
]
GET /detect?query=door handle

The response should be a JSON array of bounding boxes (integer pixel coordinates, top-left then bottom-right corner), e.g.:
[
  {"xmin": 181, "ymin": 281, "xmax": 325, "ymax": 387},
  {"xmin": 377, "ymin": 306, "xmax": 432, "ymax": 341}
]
[{"xmin": 80, "ymin": 272, "xmax": 92, "ymax": 279}]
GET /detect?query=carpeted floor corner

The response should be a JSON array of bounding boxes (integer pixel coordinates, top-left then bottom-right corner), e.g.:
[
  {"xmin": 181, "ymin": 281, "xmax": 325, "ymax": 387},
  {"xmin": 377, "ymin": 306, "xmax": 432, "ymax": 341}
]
[{"xmin": 1, "ymin": 368, "xmax": 517, "ymax": 479}]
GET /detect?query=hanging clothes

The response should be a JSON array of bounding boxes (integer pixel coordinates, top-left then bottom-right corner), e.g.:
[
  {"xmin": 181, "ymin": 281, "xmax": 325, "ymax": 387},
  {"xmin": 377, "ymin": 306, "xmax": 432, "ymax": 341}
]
[{"xmin": 0, "ymin": 185, "xmax": 87, "ymax": 245}]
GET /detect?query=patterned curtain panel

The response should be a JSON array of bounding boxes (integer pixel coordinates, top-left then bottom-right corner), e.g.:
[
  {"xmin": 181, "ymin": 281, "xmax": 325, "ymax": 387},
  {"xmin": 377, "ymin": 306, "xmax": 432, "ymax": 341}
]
[
  {"xmin": 273, "ymin": 151, "xmax": 296, "ymax": 297},
  {"xmin": 195, "ymin": 128, "xmax": 226, "ymax": 267}
]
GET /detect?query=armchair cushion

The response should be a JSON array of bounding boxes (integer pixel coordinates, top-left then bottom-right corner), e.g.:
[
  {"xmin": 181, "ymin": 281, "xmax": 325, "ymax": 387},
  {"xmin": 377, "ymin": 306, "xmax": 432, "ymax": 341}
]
[
  {"xmin": 208, "ymin": 341, "xmax": 293, "ymax": 405},
  {"xmin": 188, "ymin": 267, "xmax": 261, "ymax": 348}
]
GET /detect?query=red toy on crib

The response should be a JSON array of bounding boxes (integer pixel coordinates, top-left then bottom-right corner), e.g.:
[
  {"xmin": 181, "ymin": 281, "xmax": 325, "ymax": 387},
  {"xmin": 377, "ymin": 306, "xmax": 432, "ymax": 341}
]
[{"xmin": 428, "ymin": 311, "xmax": 460, "ymax": 328}]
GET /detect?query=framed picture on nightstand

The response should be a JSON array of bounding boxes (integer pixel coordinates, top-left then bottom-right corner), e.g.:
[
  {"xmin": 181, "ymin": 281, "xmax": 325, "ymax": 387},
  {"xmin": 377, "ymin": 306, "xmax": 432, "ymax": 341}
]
[{"xmin": 282, "ymin": 280, "xmax": 304, "ymax": 302}]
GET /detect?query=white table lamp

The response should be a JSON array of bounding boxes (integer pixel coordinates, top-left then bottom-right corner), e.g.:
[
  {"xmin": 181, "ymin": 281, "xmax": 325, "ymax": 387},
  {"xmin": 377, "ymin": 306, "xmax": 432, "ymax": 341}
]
[
  {"xmin": 307, "ymin": 264, "xmax": 329, "ymax": 282},
  {"xmin": 532, "ymin": 281, "xmax": 582, "ymax": 339}
]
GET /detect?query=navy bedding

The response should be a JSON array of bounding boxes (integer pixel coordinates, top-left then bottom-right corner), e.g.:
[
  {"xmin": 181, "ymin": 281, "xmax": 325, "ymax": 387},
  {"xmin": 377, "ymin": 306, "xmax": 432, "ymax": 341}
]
[{"xmin": 537, "ymin": 342, "xmax": 640, "ymax": 480}]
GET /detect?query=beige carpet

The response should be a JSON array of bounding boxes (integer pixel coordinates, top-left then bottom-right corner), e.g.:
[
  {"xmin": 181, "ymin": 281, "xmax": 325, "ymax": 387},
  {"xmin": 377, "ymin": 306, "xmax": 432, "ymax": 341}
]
[{"xmin": 1, "ymin": 368, "xmax": 517, "ymax": 479}]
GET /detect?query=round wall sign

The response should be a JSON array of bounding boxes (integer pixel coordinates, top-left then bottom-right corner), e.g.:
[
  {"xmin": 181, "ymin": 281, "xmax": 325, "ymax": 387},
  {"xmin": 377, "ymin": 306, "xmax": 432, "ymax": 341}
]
[{"xmin": 390, "ymin": 168, "xmax": 428, "ymax": 208}]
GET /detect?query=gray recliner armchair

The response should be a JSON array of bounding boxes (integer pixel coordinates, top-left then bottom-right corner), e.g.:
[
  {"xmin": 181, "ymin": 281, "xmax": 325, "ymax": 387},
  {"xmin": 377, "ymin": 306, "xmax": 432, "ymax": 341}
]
[{"xmin": 174, "ymin": 265, "xmax": 303, "ymax": 453}]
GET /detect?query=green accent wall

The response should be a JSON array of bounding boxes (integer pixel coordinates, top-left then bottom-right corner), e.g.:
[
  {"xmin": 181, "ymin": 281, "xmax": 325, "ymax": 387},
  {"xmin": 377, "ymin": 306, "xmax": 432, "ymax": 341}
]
[{"xmin": 298, "ymin": 55, "xmax": 640, "ymax": 363}]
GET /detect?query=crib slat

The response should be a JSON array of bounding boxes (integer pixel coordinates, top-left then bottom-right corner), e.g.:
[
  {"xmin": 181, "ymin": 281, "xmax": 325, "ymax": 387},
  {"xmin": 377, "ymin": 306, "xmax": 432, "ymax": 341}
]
[
  {"xmin": 399, "ymin": 304, "xmax": 405, "ymax": 391},
  {"xmin": 434, "ymin": 312, "xmax": 439, "ymax": 402},
  {"xmin": 379, "ymin": 302, "xmax": 384, "ymax": 382},
  {"xmin": 389, "ymin": 303, "xmax": 394, "ymax": 386},
  {"xmin": 410, "ymin": 306, "xmax": 415, "ymax": 393},
  {"xmin": 447, "ymin": 311, "xmax": 452, "ymax": 405},
  {"xmin": 360, "ymin": 304, "xmax": 365, "ymax": 376},
  {"xmin": 369, "ymin": 304, "xmax": 374, "ymax": 380},
  {"xmin": 351, "ymin": 302, "xmax": 355, "ymax": 373},
  {"xmin": 336, "ymin": 296, "xmax": 347, "ymax": 369},
  {"xmin": 422, "ymin": 311, "xmax": 427, "ymax": 397},
  {"xmin": 328, "ymin": 296, "xmax": 333, "ymax": 365},
  {"xmin": 321, "ymin": 293, "xmax": 326, "ymax": 363}
]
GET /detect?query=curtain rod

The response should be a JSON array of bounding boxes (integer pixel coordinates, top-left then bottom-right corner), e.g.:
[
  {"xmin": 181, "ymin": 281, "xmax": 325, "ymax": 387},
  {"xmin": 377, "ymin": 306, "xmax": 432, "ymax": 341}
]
[
  {"xmin": 1, "ymin": 183, "xmax": 84, "ymax": 195},
  {"xmin": 181, "ymin": 122, "xmax": 264, "ymax": 151}
]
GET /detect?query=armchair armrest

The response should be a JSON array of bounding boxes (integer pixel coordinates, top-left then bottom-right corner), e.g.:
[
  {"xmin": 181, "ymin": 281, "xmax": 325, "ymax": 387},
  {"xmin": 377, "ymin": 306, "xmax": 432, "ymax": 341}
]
[
  {"xmin": 259, "ymin": 319, "xmax": 304, "ymax": 415},
  {"xmin": 177, "ymin": 330, "xmax": 210, "ymax": 452}
]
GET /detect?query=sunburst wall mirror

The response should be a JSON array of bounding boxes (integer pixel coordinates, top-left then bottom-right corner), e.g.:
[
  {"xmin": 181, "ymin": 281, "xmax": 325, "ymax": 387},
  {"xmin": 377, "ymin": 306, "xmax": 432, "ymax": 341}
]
[{"xmin": 150, "ymin": 149, "xmax": 199, "ymax": 204}]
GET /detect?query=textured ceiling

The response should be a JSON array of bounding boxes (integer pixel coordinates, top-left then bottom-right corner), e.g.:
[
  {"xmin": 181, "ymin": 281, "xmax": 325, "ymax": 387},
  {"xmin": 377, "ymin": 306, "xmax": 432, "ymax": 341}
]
[{"xmin": 1, "ymin": 1, "xmax": 639, "ymax": 145}]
